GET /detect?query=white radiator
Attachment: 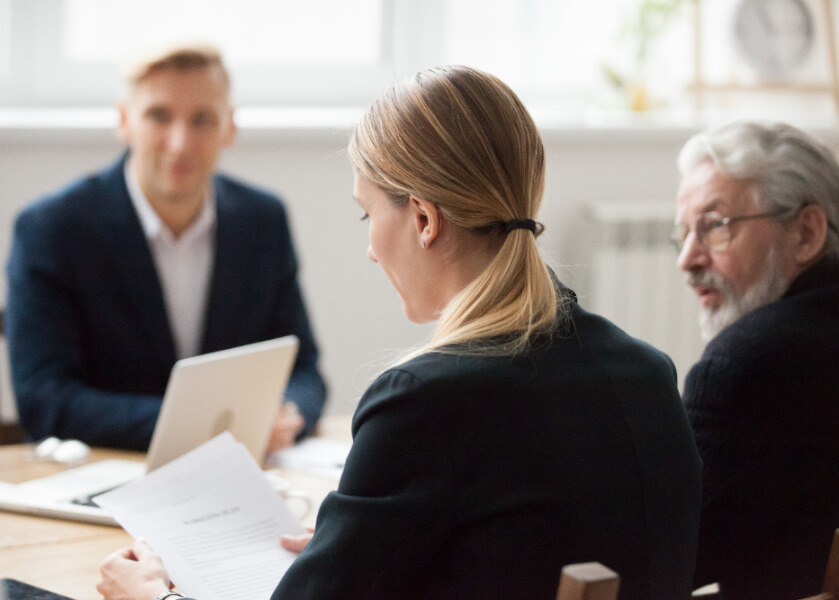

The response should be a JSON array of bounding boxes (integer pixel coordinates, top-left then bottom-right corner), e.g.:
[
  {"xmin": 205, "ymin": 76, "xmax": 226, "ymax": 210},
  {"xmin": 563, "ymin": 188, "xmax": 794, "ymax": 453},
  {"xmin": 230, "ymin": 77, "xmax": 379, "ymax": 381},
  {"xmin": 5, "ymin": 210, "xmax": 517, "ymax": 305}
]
[{"xmin": 587, "ymin": 202, "xmax": 705, "ymax": 390}]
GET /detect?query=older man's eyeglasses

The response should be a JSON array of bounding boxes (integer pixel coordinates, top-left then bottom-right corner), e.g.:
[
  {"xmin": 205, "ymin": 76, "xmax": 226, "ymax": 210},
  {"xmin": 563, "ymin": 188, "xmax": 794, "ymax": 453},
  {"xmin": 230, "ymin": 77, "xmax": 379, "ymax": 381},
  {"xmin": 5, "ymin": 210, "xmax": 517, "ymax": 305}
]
[{"xmin": 670, "ymin": 210, "xmax": 785, "ymax": 253}]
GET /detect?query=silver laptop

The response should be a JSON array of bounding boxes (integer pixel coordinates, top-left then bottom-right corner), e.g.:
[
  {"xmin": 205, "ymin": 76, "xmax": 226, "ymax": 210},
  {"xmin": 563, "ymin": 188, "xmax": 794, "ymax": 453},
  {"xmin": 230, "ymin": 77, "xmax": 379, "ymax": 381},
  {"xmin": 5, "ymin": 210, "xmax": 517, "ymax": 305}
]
[{"xmin": 0, "ymin": 335, "xmax": 299, "ymax": 525}]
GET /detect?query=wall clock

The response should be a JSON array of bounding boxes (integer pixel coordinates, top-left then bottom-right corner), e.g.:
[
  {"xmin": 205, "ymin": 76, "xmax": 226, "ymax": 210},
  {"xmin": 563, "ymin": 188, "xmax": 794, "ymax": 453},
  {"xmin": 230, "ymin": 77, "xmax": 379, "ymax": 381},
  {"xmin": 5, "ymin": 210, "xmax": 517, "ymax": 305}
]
[
  {"xmin": 733, "ymin": 0, "xmax": 816, "ymax": 80},
  {"xmin": 689, "ymin": 0, "xmax": 839, "ymax": 113}
]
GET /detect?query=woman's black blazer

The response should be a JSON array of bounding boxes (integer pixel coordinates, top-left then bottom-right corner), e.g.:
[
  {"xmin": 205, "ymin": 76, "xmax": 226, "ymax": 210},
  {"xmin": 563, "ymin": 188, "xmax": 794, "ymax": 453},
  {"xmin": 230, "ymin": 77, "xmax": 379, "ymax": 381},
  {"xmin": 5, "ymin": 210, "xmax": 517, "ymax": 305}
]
[{"xmin": 273, "ymin": 294, "xmax": 701, "ymax": 600}]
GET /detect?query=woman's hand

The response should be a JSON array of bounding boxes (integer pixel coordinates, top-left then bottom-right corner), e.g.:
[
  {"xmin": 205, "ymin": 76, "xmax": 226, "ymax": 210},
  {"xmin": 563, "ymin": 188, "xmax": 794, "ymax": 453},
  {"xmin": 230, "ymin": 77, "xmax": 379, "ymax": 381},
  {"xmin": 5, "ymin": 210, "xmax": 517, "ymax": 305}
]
[
  {"xmin": 280, "ymin": 528, "xmax": 314, "ymax": 553},
  {"xmin": 98, "ymin": 539, "xmax": 172, "ymax": 600}
]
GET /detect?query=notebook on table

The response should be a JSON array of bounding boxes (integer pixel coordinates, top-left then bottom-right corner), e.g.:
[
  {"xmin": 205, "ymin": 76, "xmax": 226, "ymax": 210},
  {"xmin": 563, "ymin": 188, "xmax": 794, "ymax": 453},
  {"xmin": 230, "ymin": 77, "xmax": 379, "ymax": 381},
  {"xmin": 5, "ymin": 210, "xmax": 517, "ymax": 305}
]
[{"xmin": 0, "ymin": 335, "xmax": 299, "ymax": 525}]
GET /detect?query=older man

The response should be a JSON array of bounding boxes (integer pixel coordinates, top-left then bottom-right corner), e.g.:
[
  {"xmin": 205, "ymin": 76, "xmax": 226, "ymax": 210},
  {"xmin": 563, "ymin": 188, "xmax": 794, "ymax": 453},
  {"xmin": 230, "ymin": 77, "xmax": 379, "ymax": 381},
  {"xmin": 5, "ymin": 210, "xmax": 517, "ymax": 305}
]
[
  {"xmin": 673, "ymin": 120, "xmax": 839, "ymax": 600},
  {"xmin": 6, "ymin": 44, "xmax": 326, "ymax": 451}
]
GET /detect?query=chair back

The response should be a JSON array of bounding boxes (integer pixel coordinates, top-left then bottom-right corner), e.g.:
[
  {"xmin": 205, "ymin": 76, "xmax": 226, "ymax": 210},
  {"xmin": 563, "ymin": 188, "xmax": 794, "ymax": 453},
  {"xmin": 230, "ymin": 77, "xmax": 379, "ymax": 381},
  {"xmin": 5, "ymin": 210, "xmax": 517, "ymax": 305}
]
[
  {"xmin": 0, "ymin": 310, "xmax": 23, "ymax": 445},
  {"xmin": 556, "ymin": 562, "xmax": 620, "ymax": 600},
  {"xmin": 556, "ymin": 529, "xmax": 839, "ymax": 600},
  {"xmin": 800, "ymin": 530, "xmax": 839, "ymax": 600}
]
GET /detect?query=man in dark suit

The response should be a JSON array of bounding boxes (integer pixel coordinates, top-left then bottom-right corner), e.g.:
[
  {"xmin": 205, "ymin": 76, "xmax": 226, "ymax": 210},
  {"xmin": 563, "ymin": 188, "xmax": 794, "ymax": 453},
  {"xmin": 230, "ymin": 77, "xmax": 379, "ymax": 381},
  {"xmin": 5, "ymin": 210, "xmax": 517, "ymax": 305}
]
[
  {"xmin": 672, "ymin": 120, "xmax": 839, "ymax": 600},
  {"xmin": 6, "ymin": 43, "xmax": 326, "ymax": 451}
]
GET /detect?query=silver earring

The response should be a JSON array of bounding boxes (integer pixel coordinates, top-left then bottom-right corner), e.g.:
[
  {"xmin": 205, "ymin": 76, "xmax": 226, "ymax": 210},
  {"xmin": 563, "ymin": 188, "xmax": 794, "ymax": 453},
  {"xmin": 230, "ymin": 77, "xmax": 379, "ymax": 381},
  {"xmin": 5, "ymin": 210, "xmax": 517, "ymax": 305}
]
[{"xmin": 421, "ymin": 239, "xmax": 426, "ymax": 249}]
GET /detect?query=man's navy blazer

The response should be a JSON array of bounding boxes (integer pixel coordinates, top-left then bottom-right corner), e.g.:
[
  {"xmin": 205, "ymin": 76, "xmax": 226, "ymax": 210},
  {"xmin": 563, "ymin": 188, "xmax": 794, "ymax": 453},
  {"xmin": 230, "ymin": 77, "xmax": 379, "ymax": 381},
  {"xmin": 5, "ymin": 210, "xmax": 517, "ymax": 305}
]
[{"xmin": 6, "ymin": 155, "xmax": 326, "ymax": 449}]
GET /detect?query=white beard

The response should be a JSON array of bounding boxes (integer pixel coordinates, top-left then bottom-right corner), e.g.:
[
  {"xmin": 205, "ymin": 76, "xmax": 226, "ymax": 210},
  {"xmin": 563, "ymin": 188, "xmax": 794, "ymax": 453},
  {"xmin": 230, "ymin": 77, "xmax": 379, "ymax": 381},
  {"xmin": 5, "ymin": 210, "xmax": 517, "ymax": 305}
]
[{"xmin": 690, "ymin": 246, "xmax": 789, "ymax": 341}]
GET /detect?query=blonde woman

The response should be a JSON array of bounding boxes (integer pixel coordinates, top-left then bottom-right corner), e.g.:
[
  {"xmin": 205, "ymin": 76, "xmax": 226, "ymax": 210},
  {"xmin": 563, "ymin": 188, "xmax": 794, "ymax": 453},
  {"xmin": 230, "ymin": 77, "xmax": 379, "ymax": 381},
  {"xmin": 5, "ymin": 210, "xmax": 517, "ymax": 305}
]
[{"xmin": 99, "ymin": 66, "xmax": 701, "ymax": 600}]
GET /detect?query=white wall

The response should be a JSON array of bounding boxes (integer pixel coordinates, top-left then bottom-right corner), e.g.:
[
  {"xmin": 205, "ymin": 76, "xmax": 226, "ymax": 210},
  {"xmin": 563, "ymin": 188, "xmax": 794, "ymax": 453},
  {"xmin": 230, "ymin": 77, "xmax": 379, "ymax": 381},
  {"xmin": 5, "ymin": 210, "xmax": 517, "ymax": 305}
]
[{"xmin": 1, "ymin": 113, "xmax": 837, "ymax": 419}]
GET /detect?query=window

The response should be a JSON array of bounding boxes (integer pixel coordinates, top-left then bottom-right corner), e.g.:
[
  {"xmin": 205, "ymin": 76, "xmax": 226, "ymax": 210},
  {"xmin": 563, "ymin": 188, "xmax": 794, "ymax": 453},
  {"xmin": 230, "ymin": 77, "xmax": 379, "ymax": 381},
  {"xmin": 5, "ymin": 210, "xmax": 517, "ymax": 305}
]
[
  {"xmin": 0, "ymin": 0, "xmax": 397, "ymax": 106},
  {"xmin": 64, "ymin": 0, "xmax": 384, "ymax": 67},
  {"xmin": 436, "ymin": 0, "xmax": 692, "ymax": 112},
  {"xmin": 0, "ymin": 0, "xmax": 713, "ymax": 113}
]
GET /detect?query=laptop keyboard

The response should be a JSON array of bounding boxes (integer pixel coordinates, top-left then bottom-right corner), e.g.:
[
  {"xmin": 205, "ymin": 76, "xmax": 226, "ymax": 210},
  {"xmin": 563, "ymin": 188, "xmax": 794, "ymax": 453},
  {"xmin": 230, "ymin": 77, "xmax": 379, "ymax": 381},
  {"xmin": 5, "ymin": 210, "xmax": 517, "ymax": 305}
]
[{"xmin": 70, "ymin": 484, "xmax": 123, "ymax": 507}]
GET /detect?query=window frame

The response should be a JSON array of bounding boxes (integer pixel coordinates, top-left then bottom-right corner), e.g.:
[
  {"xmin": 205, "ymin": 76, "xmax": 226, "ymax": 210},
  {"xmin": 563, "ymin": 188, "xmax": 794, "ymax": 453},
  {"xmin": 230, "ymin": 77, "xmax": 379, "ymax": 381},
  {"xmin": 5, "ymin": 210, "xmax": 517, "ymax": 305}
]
[
  {"xmin": 0, "ymin": 0, "xmax": 694, "ymax": 112},
  {"xmin": 0, "ymin": 0, "xmax": 453, "ymax": 107}
]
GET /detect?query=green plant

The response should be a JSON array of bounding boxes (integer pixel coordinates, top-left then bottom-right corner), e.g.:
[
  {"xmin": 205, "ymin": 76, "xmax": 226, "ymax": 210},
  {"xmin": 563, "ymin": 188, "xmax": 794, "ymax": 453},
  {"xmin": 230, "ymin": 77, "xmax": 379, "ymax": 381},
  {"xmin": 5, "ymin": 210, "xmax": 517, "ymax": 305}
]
[
  {"xmin": 602, "ymin": 0, "xmax": 690, "ymax": 110},
  {"xmin": 623, "ymin": 0, "xmax": 687, "ymax": 66}
]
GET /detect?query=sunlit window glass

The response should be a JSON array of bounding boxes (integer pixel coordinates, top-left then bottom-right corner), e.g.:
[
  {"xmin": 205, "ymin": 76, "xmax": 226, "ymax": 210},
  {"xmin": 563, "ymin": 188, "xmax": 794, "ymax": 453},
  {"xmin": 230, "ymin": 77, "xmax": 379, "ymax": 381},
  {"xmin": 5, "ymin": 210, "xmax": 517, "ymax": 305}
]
[
  {"xmin": 439, "ymin": 0, "xmax": 692, "ymax": 110},
  {"xmin": 64, "ymin": 0, "xmax": 384, "ymax": 67}
]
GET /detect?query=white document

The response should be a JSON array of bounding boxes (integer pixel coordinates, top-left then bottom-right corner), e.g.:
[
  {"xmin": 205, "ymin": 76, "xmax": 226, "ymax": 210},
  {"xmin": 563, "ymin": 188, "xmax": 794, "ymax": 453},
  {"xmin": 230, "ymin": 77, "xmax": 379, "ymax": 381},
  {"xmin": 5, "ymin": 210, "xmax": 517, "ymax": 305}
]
[
  {"xmin": 96, "ymin": 432, "xmax": 306, "ymax": 600},
  {"xmin": 266, "ymin": 438, "xmax": 351, "ymax": 479},
  {"xmin": 12, "ymin": 459, "xmax": 145, "ymax": 499}
]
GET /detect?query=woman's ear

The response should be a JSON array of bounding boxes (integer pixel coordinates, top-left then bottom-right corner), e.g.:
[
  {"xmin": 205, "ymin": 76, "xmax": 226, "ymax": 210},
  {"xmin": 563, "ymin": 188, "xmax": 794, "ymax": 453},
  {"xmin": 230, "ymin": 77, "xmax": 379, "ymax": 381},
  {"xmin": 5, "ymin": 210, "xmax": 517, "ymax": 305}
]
[
  {"xmin": 410, "ymin": 196, "xmax": 442, "ymax": 249},
  {"xmin": 791, "ymin": 204, "xmax": 828, "ymax": 265}
]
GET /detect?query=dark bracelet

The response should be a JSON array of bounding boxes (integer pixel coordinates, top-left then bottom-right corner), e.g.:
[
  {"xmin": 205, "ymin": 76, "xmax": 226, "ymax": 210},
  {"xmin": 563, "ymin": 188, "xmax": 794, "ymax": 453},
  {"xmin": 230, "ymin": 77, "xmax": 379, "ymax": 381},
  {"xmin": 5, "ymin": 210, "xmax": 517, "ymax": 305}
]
[{"xmin": 153, "ymin": 592, "xmax": 196, "ymax": 600}]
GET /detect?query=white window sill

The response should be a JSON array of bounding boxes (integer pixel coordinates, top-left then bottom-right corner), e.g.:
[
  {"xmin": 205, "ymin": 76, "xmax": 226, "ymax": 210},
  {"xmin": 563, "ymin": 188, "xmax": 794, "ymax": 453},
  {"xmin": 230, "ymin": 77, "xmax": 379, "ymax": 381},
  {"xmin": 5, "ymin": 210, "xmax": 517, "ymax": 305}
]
[{"xmin": 0, "ymin": 106, "xmax": 835, "ymax": 145}]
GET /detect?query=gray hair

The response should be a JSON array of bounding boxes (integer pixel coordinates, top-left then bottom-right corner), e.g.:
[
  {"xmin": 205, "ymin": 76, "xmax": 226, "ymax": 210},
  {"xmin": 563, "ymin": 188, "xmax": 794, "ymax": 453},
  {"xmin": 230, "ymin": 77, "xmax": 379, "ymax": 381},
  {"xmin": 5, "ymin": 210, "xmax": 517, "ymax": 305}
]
[{"xmin": 678, "ymin": 120, "xmax": 839, "ymax": 256}]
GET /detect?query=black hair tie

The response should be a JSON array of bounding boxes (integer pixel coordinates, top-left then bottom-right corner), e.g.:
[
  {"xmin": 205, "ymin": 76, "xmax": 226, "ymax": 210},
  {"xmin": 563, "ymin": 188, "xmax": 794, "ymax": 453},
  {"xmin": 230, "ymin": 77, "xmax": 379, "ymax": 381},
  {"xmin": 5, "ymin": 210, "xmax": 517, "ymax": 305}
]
[{"xmin": 505, "ymin": 218, "xmax": 538, "ymax": 234}]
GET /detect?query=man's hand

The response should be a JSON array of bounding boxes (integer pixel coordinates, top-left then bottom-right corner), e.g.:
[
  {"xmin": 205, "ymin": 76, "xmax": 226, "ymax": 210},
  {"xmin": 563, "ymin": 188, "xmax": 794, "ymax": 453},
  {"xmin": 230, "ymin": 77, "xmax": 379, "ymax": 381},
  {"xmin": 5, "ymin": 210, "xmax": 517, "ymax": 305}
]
[
  {"xmin": 267, "ymin": 402, "xmax": 305, "ymax": 452},
  {"xmin": 98, "ymin": 539, "xmax": 172, "ymax": 600}
]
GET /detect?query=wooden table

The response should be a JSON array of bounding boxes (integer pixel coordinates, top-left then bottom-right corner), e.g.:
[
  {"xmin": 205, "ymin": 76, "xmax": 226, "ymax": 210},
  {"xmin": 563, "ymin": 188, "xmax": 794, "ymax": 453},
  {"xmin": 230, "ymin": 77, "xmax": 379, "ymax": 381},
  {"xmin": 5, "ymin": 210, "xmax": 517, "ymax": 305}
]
[{"xmin": 0, "ymin": 415, "xmax": 352, "ymax": 600}]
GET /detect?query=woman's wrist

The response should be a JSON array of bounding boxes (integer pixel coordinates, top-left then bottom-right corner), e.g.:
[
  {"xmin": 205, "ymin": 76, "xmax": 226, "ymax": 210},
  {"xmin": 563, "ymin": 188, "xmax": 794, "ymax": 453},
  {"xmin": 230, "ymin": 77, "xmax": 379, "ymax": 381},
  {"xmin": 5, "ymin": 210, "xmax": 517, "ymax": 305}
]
[{"xmin": 151, "ymin": 591, "xmax": 197, "ymax": 600}]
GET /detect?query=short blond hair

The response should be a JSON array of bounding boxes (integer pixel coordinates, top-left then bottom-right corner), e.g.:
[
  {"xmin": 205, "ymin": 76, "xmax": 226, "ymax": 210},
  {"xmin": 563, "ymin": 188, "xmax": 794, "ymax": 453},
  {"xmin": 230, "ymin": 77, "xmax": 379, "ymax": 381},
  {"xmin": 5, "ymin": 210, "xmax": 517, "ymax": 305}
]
[{"xmin": 123, "ymin": 42, "xmax": 230, "ymax": 93}]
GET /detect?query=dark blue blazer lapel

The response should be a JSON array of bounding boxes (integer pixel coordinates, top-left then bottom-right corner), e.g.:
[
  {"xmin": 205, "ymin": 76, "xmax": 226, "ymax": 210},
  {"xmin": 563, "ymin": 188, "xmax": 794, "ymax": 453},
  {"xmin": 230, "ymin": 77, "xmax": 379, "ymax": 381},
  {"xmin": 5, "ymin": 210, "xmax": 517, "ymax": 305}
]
[
  {"xmin": 98, "ymin": 155, "xmax": 177, "ymax": 368},
  {"xmin": 201, "ymin": 175, "xmax": 244, "ymax": 353}
]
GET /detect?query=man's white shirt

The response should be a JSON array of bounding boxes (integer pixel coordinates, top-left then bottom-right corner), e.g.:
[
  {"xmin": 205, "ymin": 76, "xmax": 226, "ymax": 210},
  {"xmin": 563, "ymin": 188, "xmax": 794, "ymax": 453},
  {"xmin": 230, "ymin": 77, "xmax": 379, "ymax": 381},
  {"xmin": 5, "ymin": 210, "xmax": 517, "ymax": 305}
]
[{"xmin": 125, "ymin": 158, "xmax": 216, "ymax": 360}]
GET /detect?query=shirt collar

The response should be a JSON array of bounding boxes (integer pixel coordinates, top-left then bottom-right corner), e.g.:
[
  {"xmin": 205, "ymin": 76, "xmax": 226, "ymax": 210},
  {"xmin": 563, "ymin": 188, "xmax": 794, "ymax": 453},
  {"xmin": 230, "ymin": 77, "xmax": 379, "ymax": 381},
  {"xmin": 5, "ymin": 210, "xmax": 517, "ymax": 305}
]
[
  {"xmin": 124, "ymin": 156, "xmax": 216, "ymax": 242},
  {"xmin": 783, "ymin": 253, "xmax": 839, "ymax": 299}
]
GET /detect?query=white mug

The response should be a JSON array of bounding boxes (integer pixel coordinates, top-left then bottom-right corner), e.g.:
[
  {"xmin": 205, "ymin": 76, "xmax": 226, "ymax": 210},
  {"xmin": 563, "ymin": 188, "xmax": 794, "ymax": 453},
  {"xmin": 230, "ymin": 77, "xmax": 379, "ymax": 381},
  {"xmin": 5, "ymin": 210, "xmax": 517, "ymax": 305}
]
[{"xmin": 263, "ymin": 470, "xmax": 313, "ymax": 520}]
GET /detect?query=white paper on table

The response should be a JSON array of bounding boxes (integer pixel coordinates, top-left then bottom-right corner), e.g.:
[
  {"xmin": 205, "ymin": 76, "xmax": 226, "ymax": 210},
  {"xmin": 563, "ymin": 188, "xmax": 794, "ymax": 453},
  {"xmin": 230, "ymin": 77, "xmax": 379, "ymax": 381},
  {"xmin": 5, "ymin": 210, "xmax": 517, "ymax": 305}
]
[
  {"xmin": 96, "ymin": 432, "xmax": 306, "ymax": 600},
  {"xmin": 266, "ymin": 438, "xmax": 351, "ymax": 479},
  {"xmin": 12, "ymin": 459, "xmax": 145, "ymax": 499}
]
